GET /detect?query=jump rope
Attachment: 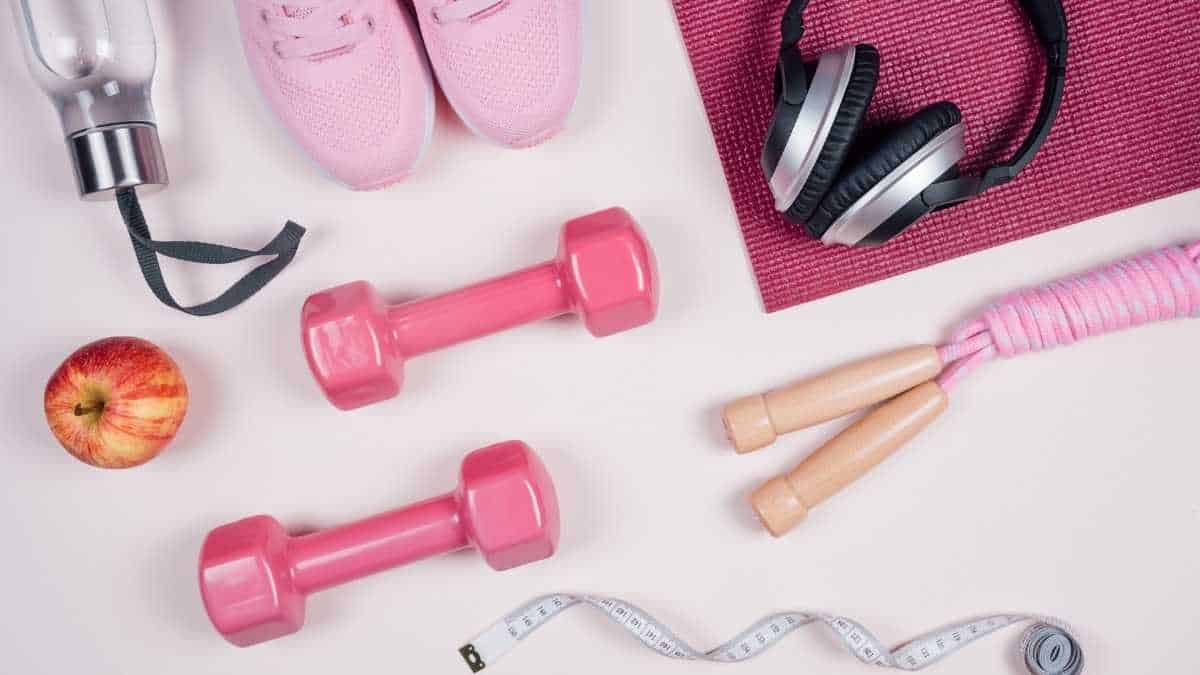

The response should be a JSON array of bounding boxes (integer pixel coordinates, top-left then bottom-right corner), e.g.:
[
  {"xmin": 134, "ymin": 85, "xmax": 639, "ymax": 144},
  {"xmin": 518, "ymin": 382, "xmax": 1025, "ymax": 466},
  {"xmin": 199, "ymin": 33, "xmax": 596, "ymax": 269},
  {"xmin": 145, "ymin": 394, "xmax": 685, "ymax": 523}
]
[
  {"xmin": 728, "ymin": 239, "xmax": 1200, "ymax": 536},
  {"xmin": 462, "ymin": 240, "xmax": 1199, "ymax": 674},
  {"xmin": 935, "ymin": 240, "xmax": 1200, "ymax": 390}
]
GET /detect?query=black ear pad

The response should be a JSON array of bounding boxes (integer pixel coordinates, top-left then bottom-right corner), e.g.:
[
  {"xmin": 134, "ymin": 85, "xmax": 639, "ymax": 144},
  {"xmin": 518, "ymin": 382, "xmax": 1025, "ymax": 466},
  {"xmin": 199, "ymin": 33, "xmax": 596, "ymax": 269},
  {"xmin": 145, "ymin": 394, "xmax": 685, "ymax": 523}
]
[
  {"xmin": 807, "ymin": 101, "xmax": 963, "ymax": 238},
  {"xmin": 783, "ymin": 44, "xmax": 880, "ymax": 224}
]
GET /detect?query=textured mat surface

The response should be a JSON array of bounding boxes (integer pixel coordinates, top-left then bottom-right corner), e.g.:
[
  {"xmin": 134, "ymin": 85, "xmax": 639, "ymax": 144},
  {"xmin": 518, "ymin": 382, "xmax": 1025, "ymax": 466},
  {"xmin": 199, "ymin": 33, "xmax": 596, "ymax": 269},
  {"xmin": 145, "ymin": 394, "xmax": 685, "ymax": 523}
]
[{"xmin": 672, "ymin": 0, "xmax": 1200, "ymax": 311}]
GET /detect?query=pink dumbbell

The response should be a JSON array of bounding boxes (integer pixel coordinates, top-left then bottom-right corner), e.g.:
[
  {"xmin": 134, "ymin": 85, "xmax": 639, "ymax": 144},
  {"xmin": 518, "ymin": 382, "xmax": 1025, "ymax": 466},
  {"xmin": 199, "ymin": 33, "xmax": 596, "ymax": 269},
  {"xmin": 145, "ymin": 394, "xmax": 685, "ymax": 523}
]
[
  {"xmin": 198, "ymin": 441, "xmax": 559, "ymax": 646},
  {"xmin": 302, "ymin": 207, "xmax": 659, "ymax": 410}
]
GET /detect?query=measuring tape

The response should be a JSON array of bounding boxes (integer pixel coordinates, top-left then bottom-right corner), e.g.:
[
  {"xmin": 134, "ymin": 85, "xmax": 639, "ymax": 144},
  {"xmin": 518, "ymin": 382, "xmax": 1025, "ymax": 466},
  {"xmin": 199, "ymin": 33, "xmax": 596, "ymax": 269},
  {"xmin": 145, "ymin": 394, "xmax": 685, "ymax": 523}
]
[{"xmin": 459, "ymin": 594, "xmax": 1083, "ymax": 674}]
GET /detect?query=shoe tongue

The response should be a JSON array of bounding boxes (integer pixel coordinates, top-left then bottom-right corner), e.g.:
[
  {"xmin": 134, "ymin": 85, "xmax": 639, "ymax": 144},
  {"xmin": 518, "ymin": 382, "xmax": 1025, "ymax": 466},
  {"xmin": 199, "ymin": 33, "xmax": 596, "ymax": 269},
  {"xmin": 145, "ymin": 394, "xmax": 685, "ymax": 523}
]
[
  {"xmin": 279, "ymin": 4, "xmax": 357, "ymax": 61},
  {"xmin": 282, "ymin": 5, "xmax": 317, "ymax": 19},
  {"xmin": 282, "ymin": 4, "xmax": 356, "ymax": 30},
  {"xmin": 283, "ymin": 4, "xmax": 356, "ymax": 26}
]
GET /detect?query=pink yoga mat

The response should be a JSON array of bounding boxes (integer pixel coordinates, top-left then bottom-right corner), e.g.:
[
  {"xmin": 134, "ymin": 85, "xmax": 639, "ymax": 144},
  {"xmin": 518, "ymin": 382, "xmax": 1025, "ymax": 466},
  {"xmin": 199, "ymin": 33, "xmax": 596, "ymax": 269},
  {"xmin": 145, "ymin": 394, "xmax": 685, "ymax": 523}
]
[{"xmin": 672, "ymin": 0, "xmax": 1200, "ymax": 312}]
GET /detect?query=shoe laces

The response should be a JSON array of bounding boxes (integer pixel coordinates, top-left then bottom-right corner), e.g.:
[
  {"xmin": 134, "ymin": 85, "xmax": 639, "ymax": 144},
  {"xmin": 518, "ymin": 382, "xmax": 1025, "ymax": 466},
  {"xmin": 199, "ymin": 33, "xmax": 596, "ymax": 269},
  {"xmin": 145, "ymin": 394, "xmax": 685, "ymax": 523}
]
[
  {"xmin": 261, "ymin": 1, "xmax": 374, "ymax": 60},
  {"xmin": 431, "ymin": 0, "xmax": 509, "ymax": 24}
]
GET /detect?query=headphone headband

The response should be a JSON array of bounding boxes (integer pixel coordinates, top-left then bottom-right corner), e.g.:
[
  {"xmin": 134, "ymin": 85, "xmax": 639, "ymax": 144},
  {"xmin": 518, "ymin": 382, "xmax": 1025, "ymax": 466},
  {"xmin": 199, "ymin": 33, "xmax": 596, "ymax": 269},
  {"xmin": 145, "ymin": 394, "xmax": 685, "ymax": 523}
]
[
  {"xmin": 779, "ymin": 0, "xmax": 1067, "ymax": 57},
  {"xmin": 1017, "ymin": 0, "xmax": 1069, "ymax": 59},
  {"xmin": 777, "ymin": 0, "xmax": 1068, "ymax": 204}
]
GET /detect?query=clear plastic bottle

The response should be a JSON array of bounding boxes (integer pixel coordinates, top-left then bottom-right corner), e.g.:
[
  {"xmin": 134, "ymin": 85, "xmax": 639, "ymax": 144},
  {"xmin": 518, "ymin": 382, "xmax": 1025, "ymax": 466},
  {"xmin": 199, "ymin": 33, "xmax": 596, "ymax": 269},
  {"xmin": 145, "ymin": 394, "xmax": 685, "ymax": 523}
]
[{"xmin": 11, "ymin": 0, "xmax": 167, "ymax": 198}]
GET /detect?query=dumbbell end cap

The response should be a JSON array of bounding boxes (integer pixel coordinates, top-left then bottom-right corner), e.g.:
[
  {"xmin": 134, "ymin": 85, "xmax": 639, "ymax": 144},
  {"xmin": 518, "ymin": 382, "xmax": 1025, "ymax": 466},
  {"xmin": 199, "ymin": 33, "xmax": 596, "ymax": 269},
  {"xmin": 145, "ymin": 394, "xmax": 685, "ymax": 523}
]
[
  {"xmin": 460, "ymin": 441, "xmax": 561, "ymax": 571},
  {"xmin": 751, "ymin": 477, "xmax": 808, "ymax": 537},
  {"xmin": 559, "ymin": 208, "xmax": 659, "ymax": 338},
  {"xmin": 722, "ymin": 395, "xmax": 778, "ymax": 453},
  {"xmin": 302, "ymin": 281, "xmax": 403, "ymax": 410},
  {"xmin": 199, "ymin": 515, "xmax": 305, "ymax": 646}
]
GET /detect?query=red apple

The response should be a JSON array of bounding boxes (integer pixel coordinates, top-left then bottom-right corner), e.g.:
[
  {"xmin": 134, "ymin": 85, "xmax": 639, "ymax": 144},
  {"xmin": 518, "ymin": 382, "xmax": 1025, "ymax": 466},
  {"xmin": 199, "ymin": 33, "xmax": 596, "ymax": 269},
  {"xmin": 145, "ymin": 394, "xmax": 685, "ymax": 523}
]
[{"xmin": 44, "ymin": 337, "xmax": 189, "ymax": 468}]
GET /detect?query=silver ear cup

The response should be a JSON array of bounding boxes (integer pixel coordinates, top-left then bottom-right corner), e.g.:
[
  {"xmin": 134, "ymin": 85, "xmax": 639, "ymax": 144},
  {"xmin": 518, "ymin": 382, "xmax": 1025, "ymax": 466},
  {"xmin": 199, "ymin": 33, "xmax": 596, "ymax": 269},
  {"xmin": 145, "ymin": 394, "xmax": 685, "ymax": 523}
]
[
  {"xmin": 767, "ymin": 44, "xmax": 859, "ymax": 212},
  {"xmin": 820, "ymin": 122, "xmax": 967, "ymax": 246}
]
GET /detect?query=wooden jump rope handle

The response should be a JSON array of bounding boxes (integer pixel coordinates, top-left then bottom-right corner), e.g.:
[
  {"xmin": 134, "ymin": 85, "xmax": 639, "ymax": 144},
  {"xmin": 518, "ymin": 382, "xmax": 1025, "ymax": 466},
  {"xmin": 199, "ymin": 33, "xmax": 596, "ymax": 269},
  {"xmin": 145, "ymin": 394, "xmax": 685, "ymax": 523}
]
[
  {"xmin": 722, "ymin": 346, "xmax": 944, "ymax": 453},
  {"xmin": 751, "ymin": 381, "xmax": 949, "ymax": 536},
  {"xmin": 722, "ymin": 345, "xmax": 951, "ymax": 537}
]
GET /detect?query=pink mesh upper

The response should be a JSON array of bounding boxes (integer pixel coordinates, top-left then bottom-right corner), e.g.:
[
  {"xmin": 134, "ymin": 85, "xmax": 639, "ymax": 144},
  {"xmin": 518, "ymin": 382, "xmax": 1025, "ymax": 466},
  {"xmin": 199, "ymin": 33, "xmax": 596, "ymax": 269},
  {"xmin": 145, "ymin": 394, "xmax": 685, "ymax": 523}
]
[
  {"xmin": 416, "ymin": 0, "xmax": 581, "ymax": 147},
  {"xmin": 265, "ymin": 40, "xmax": 407, "ymax": 155},
  {"xmin": 236, "ymin": 1, "xmax": 434, "ymax": 189}
]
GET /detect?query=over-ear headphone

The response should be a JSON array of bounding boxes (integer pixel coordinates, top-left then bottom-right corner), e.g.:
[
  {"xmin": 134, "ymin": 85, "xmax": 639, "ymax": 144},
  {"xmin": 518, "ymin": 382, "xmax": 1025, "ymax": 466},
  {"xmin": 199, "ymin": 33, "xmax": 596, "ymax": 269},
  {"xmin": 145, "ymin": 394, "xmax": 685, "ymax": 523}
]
[{"xmin": 761, "ymin": 0, "xmax": 1068, "ymax": 247}]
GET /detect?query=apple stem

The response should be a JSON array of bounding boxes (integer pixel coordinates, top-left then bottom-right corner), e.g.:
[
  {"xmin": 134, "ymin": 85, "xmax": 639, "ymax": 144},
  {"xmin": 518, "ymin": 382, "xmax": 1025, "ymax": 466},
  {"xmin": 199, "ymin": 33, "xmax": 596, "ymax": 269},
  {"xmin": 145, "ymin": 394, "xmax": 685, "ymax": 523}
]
[{"xmin": 74, "ymin": 403, "xmax": 104, "ymax": 416}]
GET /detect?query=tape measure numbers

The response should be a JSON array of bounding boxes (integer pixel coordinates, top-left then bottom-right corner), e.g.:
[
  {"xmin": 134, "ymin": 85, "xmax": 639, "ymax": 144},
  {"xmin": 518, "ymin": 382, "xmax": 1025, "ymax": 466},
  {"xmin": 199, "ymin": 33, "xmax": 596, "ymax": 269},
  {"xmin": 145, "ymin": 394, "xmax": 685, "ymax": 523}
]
[{"xmin": 459, "ymin": 594, "xmax": 1082, "ymax": 674}]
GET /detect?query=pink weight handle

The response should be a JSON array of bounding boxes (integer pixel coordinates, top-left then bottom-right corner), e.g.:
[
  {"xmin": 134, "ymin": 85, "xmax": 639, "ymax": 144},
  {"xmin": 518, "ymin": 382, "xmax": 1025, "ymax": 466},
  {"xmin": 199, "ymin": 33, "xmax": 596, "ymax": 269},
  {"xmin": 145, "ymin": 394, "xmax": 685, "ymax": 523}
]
[
  {"xmin": 302, "ymin": 207, "xmax": 660, "ymax": 410},
  {"xmin": 198, "ymin": 441, "xmax": 559, "ymax": 647}
]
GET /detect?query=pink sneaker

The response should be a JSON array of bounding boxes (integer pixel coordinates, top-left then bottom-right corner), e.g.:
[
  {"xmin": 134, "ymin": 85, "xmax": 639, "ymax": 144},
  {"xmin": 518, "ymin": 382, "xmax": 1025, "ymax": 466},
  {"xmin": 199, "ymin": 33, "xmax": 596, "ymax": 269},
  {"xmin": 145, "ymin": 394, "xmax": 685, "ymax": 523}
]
[
  {"xmin": 413, "ymin": 0, "xmax": 583, "ymax": 148},
  {"xmin": 235, "ymin": 1, "xmax": 435, "ymax": 189}
]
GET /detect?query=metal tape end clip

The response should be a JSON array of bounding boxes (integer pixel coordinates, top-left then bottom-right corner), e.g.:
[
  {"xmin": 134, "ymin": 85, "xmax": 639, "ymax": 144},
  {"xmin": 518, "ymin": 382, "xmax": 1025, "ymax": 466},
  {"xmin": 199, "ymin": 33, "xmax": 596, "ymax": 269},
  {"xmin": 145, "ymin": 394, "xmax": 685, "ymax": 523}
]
[{"xmin": 459, "ymin": 644, "xmax": 486, "ymax": 672}]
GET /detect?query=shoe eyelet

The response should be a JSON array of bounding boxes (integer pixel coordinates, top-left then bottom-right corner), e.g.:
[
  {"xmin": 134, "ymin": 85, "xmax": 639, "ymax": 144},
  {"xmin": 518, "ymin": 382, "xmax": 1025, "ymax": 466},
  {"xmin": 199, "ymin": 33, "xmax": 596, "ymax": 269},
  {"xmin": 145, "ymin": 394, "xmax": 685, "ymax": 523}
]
[
  {"xmin": 272, "ymin": 41, "xmax": 285, "ymax": 58},
  {"xmin": 260, "ymin": 9, "xmax": 271, "ymax": 23},
  {"xmin": 430, "ymin": 7, "xmax": 443, "ymax": 24},
  {"xmin": 364, "ymin": 14, "xmax": 376, "ymax": 32}
]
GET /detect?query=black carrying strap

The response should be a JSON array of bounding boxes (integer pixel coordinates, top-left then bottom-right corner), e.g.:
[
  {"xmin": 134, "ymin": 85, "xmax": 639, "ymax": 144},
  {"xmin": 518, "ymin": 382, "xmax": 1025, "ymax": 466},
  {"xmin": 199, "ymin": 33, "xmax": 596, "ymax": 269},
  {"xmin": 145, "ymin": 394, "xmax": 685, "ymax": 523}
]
[{"xmin": 116, "ymin": 187, "xmax": 306, "ymax": 317}]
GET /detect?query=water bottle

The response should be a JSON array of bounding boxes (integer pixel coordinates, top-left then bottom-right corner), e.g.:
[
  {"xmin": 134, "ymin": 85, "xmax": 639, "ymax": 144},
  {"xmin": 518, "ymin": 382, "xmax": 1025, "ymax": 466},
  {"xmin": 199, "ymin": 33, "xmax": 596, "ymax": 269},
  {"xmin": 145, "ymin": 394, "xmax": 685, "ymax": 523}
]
[
  {"xmin": 10, "ymin": 0, "xmax": 167, "ymax": 199},
  {"xmin": 8, "ymin": 0, "xmax": 305, "ymax": 316}
]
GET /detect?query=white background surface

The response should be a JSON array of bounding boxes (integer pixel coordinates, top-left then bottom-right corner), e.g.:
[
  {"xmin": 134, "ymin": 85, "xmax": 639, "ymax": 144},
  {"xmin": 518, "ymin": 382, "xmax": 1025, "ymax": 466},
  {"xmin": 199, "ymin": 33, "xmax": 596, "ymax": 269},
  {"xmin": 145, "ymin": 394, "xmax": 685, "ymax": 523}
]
[{"xmin": 2, "ymin": 1, "xmax": 1198, "ymax": 673}]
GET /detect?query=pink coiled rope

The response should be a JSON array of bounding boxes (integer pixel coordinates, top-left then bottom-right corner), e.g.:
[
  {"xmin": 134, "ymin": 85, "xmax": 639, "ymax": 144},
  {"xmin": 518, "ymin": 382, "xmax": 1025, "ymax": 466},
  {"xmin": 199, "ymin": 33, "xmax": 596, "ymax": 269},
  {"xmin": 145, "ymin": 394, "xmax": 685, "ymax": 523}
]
[{"xmin": 935, "ymin": 241, "xmax": 1200, "ymax": 392}]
